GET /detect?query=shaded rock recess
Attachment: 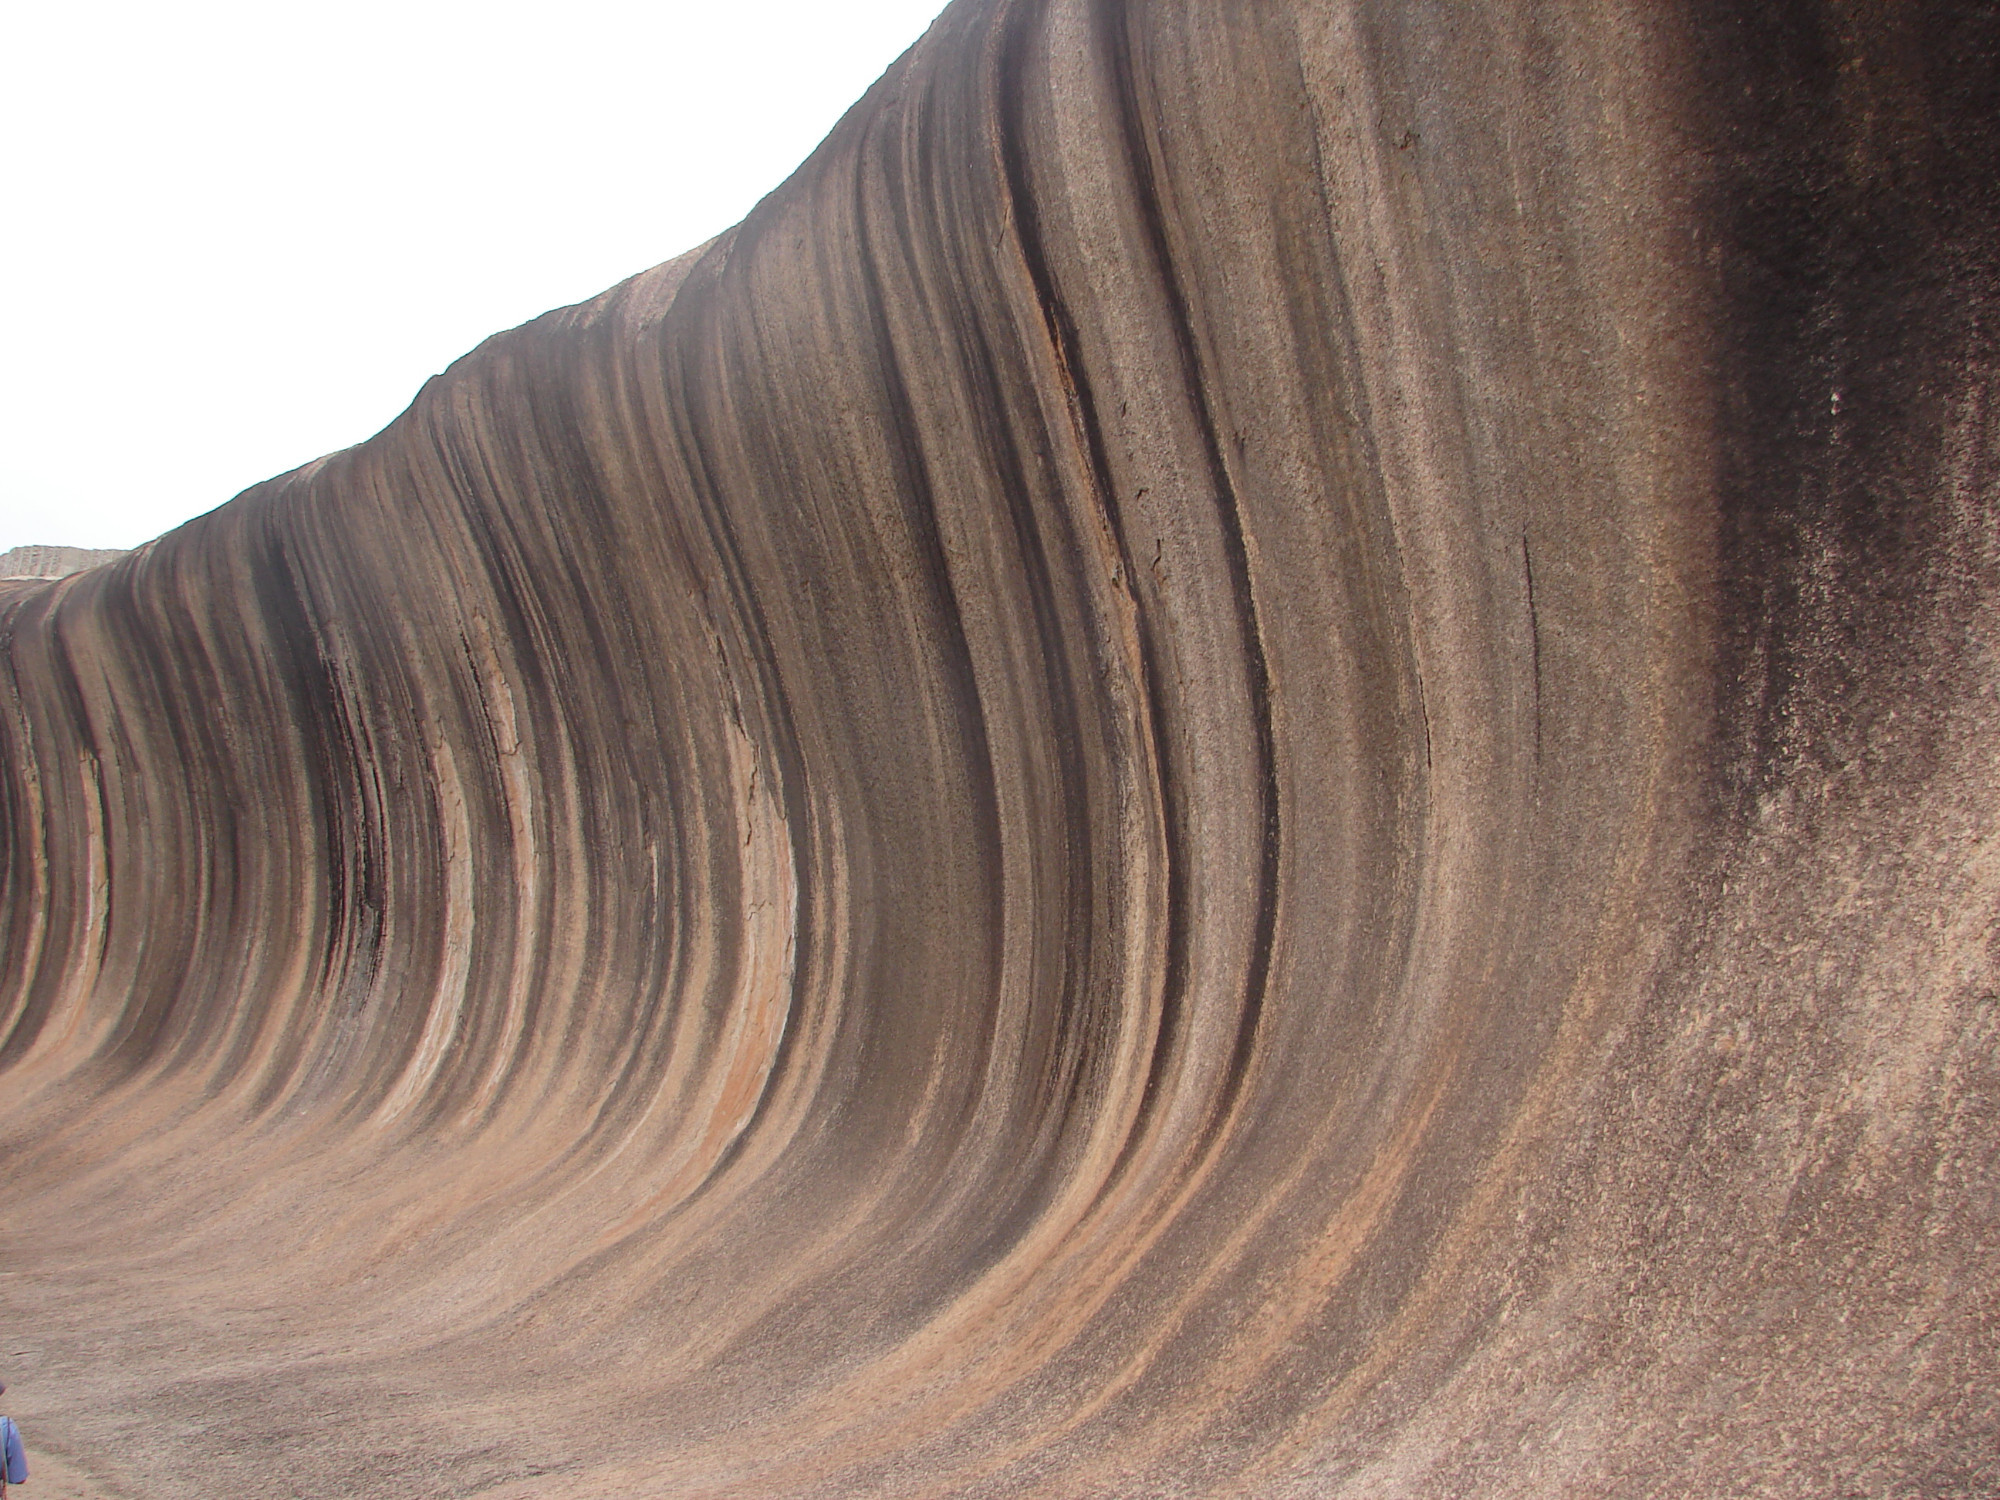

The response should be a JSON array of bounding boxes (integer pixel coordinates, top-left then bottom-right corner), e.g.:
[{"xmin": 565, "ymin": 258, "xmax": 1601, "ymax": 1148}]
[{"xmin": 2, "ymin": 2, "xmax": 1996, "ymax": 1495}]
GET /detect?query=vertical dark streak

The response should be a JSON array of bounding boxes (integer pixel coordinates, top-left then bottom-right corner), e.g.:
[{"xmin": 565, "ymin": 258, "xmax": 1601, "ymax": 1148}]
[
  {"xmin": 848, "ymin": 102, "xmax": 1011, "ymax": 1154},
  {"xmin": 1523, "ymin": 530, "xmax": 1543, "ymax": 766},
  {"xmin": 1099, "ymin": 0, "xmax": 1283, "ymax": 1156},
  {"xmin": 631, "ymin": 254, "xmax": 823, "ymax": 1207},
  {"xmin": 993, "ymin": 0, "xmax": 1196, "ymax": 1196}
]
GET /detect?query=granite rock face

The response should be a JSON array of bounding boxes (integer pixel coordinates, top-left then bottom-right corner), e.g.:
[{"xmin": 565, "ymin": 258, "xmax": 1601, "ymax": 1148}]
[{"xmin": 1, "ymin": 2, "xmax": 1996, "ymax": 1496}]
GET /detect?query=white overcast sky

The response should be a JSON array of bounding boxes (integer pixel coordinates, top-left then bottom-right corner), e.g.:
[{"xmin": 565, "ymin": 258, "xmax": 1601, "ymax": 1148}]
[{"xmin": 0, "ymin": 0, "xmax": 949, "ymax": 554}]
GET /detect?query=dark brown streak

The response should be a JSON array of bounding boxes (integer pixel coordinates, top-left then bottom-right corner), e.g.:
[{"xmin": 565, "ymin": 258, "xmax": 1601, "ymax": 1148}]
[{"xmin": 1100, "ymin": 0, "xmax": 1282, "ymax": 1160}]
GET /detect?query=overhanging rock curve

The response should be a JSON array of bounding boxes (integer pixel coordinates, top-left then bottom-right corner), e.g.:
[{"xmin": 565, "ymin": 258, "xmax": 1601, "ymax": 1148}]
[{"xmin": 2, "ymin": 2, "xmax": 1996, "ymax": 1495}]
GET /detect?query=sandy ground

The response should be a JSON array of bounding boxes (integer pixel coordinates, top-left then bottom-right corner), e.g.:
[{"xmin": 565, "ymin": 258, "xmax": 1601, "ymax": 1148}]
[{"xmin": 5, "ymin": 1446, "xmax": 123, "ymax": 1500}]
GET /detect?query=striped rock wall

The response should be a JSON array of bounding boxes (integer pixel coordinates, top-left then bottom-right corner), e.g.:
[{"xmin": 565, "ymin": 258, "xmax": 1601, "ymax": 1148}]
[{"xmin": 2, "ymin": 2, "xmax": 1995, "ymax": 1495}]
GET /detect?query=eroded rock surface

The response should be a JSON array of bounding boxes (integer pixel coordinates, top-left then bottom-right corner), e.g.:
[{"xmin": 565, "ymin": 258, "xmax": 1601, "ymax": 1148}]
[{"xmin": 2, "ymin": 3, "xmax": 1996, "ymax": 1496}]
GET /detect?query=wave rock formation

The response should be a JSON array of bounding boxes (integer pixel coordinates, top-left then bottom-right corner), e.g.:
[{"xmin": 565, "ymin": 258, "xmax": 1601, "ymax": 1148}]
[{"xmin": 3, "ymin": 2, "xmax": 1996, "ymax": 1495}]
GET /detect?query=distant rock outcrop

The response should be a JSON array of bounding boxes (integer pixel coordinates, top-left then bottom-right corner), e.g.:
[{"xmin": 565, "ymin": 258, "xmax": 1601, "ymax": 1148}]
[
  {"xmin": 0, "ymin": 545, "xmax": 128, "ymax": 579},
  {"xmin": 0, "ymin": 2, "xmax": 1995, "ymax": 1497}
]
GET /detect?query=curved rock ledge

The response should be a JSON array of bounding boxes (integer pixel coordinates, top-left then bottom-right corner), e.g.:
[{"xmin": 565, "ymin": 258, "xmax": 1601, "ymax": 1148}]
[{"xmin": 2, "ymin": 3, "xmax": 1996, "ymax": 1495}]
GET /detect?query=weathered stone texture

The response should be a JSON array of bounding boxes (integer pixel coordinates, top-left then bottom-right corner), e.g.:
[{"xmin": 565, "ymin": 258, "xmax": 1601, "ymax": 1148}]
[{"xmin": 1, "ymin": 3, "xmax": 1995, "ymax": 1496}]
